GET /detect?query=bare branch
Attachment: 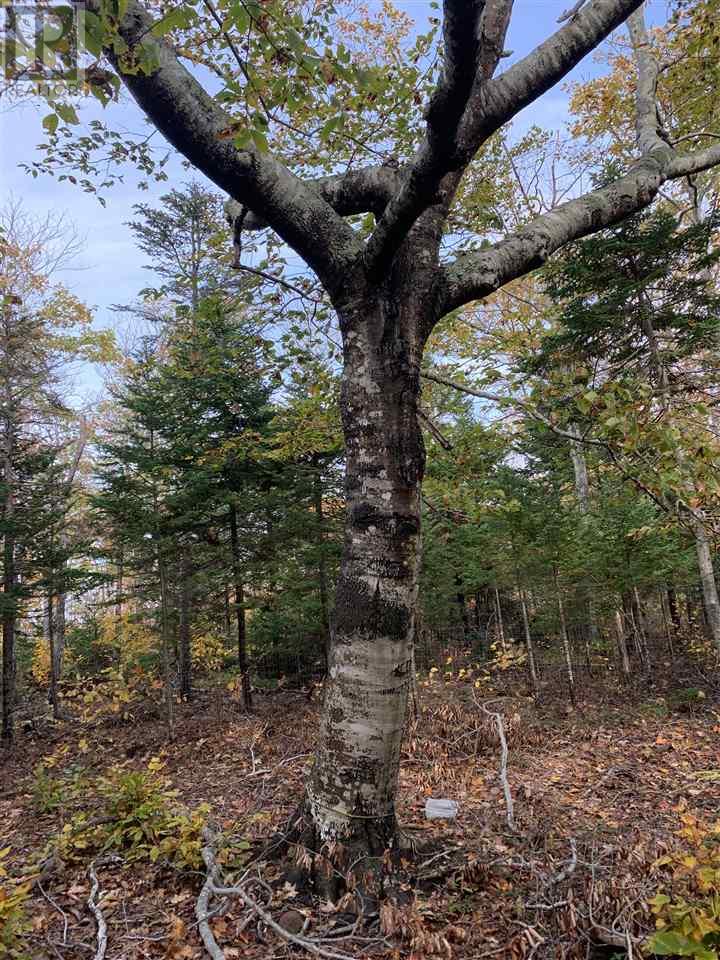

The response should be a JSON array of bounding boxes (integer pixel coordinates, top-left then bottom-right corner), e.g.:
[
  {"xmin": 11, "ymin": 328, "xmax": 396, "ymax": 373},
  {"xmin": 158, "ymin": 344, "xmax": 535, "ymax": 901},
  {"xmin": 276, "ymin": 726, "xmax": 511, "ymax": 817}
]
[
  {"xmin": 422, "ymin": 371, "xmax": 604, "ymax": 446},
  {"xmin": 417, "ymin": 406, "xmax": 454, "ymax": 450},
  {"xmin": 558, "ymin": 0, "xmax": 590, "ymax": 22},
  {"xmin": 439, "ymin": 1, "xmax": 720, "ymax": 315},
  {"xmin": 362, "ymin": 1, "xmax": 487, "ymax": 272},
  {"xmin": 87, "ymin": 862, "xmax": 108, "ymax": 960},
  {"xmin": 477, "ymin": 696, "xmax": 516, "ymax": 831},
  {"xmin": 364, "ymin": 0, "xmax": 642, "ymax": 275},
  {"xmin": 198, "ymin": 828, "xmax": 356, "ymax": 960}
]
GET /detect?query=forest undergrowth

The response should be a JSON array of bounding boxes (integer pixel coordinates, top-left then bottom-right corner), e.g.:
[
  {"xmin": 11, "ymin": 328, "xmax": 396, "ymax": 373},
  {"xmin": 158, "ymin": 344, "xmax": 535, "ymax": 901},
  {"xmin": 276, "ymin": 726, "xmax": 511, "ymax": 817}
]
[{"xmin": 2, "ymin": 645, "xmax": 720, "ymax": 960}]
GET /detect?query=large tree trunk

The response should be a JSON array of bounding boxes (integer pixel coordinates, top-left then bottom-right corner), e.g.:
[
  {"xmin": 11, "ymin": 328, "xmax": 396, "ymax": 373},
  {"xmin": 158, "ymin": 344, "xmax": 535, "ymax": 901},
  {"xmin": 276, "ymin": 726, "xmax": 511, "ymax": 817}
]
[
  {"xmin": 312, "ymin": 462, "xmax": 331, "ymax": 668},
  {"xmin": 307, "ymin": 294, "xmax": 425, "ymax": 848}
]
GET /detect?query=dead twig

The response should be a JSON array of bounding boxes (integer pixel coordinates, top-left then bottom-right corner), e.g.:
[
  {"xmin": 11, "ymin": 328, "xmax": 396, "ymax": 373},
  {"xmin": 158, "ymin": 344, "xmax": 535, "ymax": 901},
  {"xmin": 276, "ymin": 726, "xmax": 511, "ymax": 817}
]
[
  {"xmin": 477, "ymin": 696, "xmax": 517, "ymax": 831},
  {"xmin": 542, "ymin": 838, "xmax": 577, "ymax": 890},
  {"xmin": 87, "ymin": 862, "xmax": 108, "ymax": 960},
  {"xmin": 198, "ymin": 827, "xmax": 356, "ymax": 960},
  {"xmin": 38, "ymin": 881, "xmax": 69, "ymax": 946}
]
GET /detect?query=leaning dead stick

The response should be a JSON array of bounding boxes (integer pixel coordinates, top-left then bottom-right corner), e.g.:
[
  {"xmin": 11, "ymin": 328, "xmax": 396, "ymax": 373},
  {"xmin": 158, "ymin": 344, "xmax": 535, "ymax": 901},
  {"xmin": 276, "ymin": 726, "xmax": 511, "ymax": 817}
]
[{"xmin": 475, "ymin": 694, "xmax": 517, "ymax": 831}]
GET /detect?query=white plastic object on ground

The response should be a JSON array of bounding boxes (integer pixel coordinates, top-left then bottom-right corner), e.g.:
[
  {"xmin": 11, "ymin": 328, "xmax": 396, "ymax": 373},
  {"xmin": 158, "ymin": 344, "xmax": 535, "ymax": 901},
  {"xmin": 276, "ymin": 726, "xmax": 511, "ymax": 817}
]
[{"xmin": 425, "ymin": 798, "xmax": 459, "ymax": 820}]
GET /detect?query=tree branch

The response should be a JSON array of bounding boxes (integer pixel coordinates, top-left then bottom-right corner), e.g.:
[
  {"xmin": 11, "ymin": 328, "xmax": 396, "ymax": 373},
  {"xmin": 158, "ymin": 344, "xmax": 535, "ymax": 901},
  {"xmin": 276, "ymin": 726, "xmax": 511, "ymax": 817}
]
[
  {"xmin": 440, "ymin": 1, "xmax": 720, "ymax": 315},
  {"xmin": 362, "ymin": 1, "xmax": 486, "ymax": 273},
  {"xmin": 421, "ymin": 369, "xmax": 607, "ymax": 445},
  {"xmin": 459, "ymin": 0, "xmax": 644, "ymax": 162},
  {"xmin": 626, "ymin": 8, "xmax": 667, "ymax": 156},
  {"xmin": 439, "ymin": 156, "xmax": 667, "ymax": 313},
  {"xmin": 363, "ymin": 0, "xmax": 643, "ymax": 275},
  {"xmin": 225, "ymin": 165, "xmax": 401, "ymax": 232},
  {"xmin": 89, "ymin": 0, "xmax": 363, "ymax": 284}
]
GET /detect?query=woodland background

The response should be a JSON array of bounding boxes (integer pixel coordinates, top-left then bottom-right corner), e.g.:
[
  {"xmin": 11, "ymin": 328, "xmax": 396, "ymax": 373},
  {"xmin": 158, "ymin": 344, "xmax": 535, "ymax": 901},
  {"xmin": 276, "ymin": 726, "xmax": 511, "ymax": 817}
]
[{"xmin": 2, "ymin": 0, "xmax": 720, "ymax": 958}]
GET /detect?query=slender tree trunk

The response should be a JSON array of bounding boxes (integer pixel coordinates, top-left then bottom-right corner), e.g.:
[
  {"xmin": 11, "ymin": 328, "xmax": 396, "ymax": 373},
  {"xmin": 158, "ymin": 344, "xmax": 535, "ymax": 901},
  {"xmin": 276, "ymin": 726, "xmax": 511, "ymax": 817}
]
[
  {"xmin": 519, "ymin": 589, "xmax": 539, "ymax": 695},
  {"xmin": 228, "ymin": 503, "xmax": 251, "ymax": 710},
  {"xmin": 115, "ymin": 547, "xmax": 124, "ymax": 659},
  {"xmin": 157, "ymin": 548, "xmax": 174, "ymax": 733},
  {"xmin": 640, "ymin": 306, "xmax": 720, "ymax": 652},
  {"xmin": 659, "ymin": 589, "xmax": 674, "ymax": 659},
  {"xmin": 614, "ymin": 609, "xmax": 631, "ymax": 678},
  {"xmin": 455, "ymin": 575, "xmax": 469, "ymax": 642},
  {"xmin": 307, "ymin": 296, "xmax": 425, "ymax": 848},
  {"xmin": 46, "ymin": 592, "xmax": 60, "ymax": 718},
  {"xmin": 178, "ymin": 553, "xmax": 192, "ymax": 702},
  {"xmin": 568, "ymin": 424, "xmax": 599, "ymax": 658},
  {"xmin": 554, "ymin": 568, "xmax": 576, "ymax": 705},
  {"xmin": 632, "ymin": 586, "xmax": 650, "ymax": 666},
  {"xmin": 692, "ymin": 518, "xmax": 720, "ymax": 650},
  {"xmin": 1, "ymin": 418, "xmax": 16, "ymax": 745},
  {"xmin": 494, "ymin": 587, "xmax": 507, "ymax": 653},
  {"xmin": 55, "ymin": 589, "xmax": 66, "ymax": 681},
  {"xmin": 667, "ymin": 586, "xmax": 680, "ymax": 630},
  {"xmin": 223, "ymin": 583, "xmax": 232, "ymax": 642}
]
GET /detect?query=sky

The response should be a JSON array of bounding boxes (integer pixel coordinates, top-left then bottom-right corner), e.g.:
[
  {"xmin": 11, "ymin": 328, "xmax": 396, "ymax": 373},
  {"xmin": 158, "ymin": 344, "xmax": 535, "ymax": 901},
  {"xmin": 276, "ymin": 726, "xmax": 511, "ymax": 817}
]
[{"xmin": 0, "ymin": 0, "xmax": 669, "ymax": 400}]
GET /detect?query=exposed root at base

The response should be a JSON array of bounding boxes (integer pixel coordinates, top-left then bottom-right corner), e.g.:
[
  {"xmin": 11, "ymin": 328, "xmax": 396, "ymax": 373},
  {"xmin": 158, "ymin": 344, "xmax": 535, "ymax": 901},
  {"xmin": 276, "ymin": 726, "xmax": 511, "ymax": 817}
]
[{"xmin": 197, "ymin": 825, "xmax": 379, "ymax": 960}]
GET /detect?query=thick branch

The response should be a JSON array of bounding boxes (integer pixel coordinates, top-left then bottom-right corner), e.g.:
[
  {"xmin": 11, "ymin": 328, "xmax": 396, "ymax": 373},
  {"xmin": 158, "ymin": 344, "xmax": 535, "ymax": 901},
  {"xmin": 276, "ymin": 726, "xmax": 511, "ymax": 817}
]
[
  {"xmin": 626, "ymin": 8, "xmax": 668, "ymax": 156},
  {"xmin": 225, "ymin": 165, "xmax": 401, "ymax": 231},
  {"xmin": 440, "ymin": 1, "xmax": 720, "ymax": 315},
  {"xmin": 668, "ymin": 144, "xmax": 720, "ymax": 178},
  {"xmin": 460, "ymin": 0, "xmax": 643, "ymax": 161},
  {"xmin": 364, "ymin": 0, "xmax": 641, "ymax": 274},
  {"xmin": 362, "ymin": 1, "xmax": 486, "ymax": 272},
  {"xmin": 440, "ymin": 156, "xmax": 666, "ymax": 312},
  {"xmin": 90, "ymin": 0, "xmax": 361, "ymax": 283},
  {"xmin": 426, "ymin": 1, "xmax": 486, "ymax": 144}
]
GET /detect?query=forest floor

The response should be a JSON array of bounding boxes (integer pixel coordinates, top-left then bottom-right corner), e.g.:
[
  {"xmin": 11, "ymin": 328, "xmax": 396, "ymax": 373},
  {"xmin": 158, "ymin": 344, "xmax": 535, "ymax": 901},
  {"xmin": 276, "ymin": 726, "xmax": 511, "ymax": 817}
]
[{"xmin": 2, "ymin": 651, "xmax": 720, "ymax": 960}]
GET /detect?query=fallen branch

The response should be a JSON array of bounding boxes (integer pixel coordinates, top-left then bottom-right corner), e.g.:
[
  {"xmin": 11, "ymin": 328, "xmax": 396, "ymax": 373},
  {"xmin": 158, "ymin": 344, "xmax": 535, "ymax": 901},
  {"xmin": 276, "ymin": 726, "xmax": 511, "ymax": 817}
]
[
  {"xmin": 87, "ymin": 862, "xmax": 108, "ymax": 960},
  {"xmin": 197, "ymin": 827, "xmax": 356, "ymax": 960},
  {"xmin": 543, "ymin": 838, "xmax": 577, "ymax": 890},
  {"xmin": 38, "ymin": 880, "xmax": 69, "ymax": 946}
]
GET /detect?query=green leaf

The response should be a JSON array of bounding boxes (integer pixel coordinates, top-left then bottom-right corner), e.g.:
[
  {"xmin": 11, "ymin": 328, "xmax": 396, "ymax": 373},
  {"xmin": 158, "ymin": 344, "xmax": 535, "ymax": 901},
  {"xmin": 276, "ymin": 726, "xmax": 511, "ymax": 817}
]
[
  {"xmin": 56, "ymin": 103, "xmax": 80, "ymax": 125},
  {"xmin": 42, "ymin": 114, "xmax": 59, "ymax": 135},
  {"xmin": 151, "ymin": 6, "xmax": 196, "ymax": 37},
  {"xmin": 648, "ymin": 930, "xmax": 717, "ymax": 959},
  {"xmin": 81, "ymin": 11, "xmax": 105, "ymax": 57},
  {"xmin": 250, "ymin": 128, "xmax": 268, "ymax": 153}
]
